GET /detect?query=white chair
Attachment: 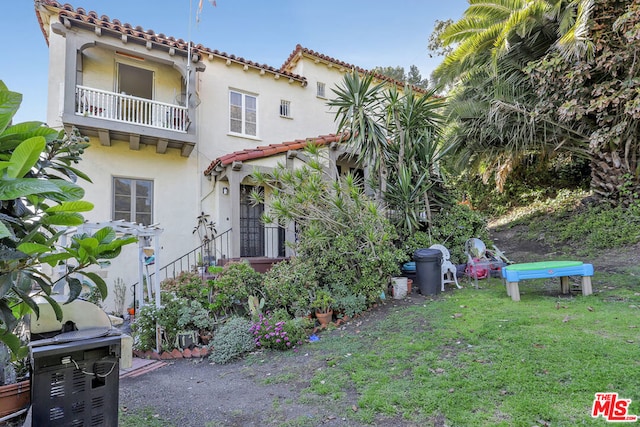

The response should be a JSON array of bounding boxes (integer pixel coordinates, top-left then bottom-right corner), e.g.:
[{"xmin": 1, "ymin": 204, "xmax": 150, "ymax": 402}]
[
  {"xmin": 429, "ymin": 244, "xmax": 461, "ymax": 291},
  {"xmin": 464, "ymin": 238, "xmax": 492, "ymax": 289}
]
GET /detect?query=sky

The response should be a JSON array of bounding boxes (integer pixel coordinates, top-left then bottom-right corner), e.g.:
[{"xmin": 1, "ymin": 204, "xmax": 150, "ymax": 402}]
[{"xmin": 2, "ymin": 0, "xmax": 469, "ymax": 124}]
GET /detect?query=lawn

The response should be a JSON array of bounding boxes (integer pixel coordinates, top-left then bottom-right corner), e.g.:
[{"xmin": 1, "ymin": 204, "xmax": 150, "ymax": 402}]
[{"xmin": 302, "ymin": 273, "xmax": 640, "ymax": 426}]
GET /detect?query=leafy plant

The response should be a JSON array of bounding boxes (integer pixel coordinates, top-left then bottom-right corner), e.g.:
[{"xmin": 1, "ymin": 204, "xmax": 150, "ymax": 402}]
[
  {"xmin": 249, "ymin": 312, "xmax": 292, "ymax": 351},
  {"xmin": 311, "ymin": 290, "xmax": 334, "ymax": 314},
  {"xmin": 113, "ymin": 277, "xmax": 127, "ymax": 316},
  {"xmin": 160, "ymin": 271, "xmax": 207, "ymax": 305},
  {"xmin": 252, "ymin": 145, "xmax": 406, "ymax": 305},
  {"xmin": 329, "ymin": 282, "xmax": 367, "ymax": 318},
  {"xmin": 261, "ymin": 257, "xmax": 319, "ymax": 317},
  {"xmin": 0, "ymin": 81, "xmax": 136, "ymax": 357},
  {"xmin": 208, "ymin": 316, "xmax": 255, "ymax": 364},
  {"xmin": 208, "ymin": 261, "xmax": 262, "ymax": 316},
  {"xmin": 177, "ymin": 300, "xmax": 214, "ymax": 332},
  {"xmin": 130, "ymin": 304, "xmax": 159, "ymax": 351},
  {"xmin": 81, "ymin": 284, "xmax": 103, "ymax": 308}
]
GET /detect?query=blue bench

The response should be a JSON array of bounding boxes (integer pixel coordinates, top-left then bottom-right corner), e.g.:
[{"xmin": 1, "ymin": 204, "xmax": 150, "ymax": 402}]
[{"xmin": 501, "ymin": 261, "xmax": 594, "ymax": 301}]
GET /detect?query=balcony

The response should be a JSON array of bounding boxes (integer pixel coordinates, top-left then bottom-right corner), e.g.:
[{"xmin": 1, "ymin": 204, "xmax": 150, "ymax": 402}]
[{"xmin": 63, "ymin": 85, "xmax": 196, "ymax": 157}]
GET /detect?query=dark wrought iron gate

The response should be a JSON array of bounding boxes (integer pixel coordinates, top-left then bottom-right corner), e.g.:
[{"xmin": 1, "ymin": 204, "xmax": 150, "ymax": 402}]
[{"xmin": 240, "ymin": 185, "xmax": 264, "ymax": 257}]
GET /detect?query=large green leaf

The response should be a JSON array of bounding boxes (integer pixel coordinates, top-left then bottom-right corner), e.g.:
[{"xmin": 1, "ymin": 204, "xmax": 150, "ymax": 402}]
[
  {"xmin": 39, "ymin": 294, "xmax": 62, "ymax": 322},
  {"xmin": 46, "ymin": 201, "xmax": 94, "ymax": 213},
  {"xmin": 42, "ymin": 212, "xmax": 85, "ymax": 226},
  {"xmin": 66, "ymin": 277, "xmax": 83, "ymax": 302},
  {"xmin": 0, "ymin": 82, "xmax": 22, "ymax": 134},
  {"xmin": 44, "ymin": 180, "xmax": 85, "ymax": 202},
  {"xmin": 7, "ymin": 136, "xmax": 46, "ymax": 179},
  {"xmin": 93, "ymin": 227, "xmax": 116, "ymax": 245},
  {"xmin": 0, "ymin": 325, "xmax": 22, "ymax": 356},
  {"xmin": 39, "ymin": 252, "xmax": 74, "ymax": 267},
  {"xmin": 16, "ymin": 242, "xmax": 52, "ymax": 255},
  {"xmin": 0, "ymin": 221, "xmax": 10, "ymax": 240},
  {"xmin": 79, "ymin": 271, "xmax": 108, "ymax": 300},
  {"xmin": 0, "ymin": 178, "xmax": 62, "ymax": 200}
]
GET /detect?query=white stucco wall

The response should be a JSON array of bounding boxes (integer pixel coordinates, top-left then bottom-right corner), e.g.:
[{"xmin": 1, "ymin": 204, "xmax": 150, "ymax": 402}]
[{"xmin": 40, "ymin": 4, "xmax": 368, "ymax": 313}]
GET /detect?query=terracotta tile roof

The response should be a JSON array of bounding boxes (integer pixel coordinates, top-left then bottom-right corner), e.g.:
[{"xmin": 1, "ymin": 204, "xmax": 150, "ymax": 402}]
[
  {"xmin": 281, "ymin": 44, "xmax": 428, "ymax": 94},
  {"xmin": 35, "ymin": 1, "xmax": 306, "ymax": 83},
  {"xmin": 203, "ymin": 133, "xmax": 347, "ymax": 176}
]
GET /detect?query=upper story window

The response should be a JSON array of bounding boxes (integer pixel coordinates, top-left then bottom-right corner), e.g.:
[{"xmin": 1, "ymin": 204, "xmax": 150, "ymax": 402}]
[
  {"xmin": 229, "ymin": 90, "xmax": 257, "ymax": 137},
  {"xmin": 316, "ymin": 82, "xmax": 326, "ymax": 98},
  {"xmin": 117, "ymin": 63, "xmax": 153, "ymax": 99},
  {"xmin": 113, "ymin": 177, "xmax": 153, "ymax": 225},
  {"xmin": 280, "ymin": 100, "xmax": 291, "ymax": 118}
]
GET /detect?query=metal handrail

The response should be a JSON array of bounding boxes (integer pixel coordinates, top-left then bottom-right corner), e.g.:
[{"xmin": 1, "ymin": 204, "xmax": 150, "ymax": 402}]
[{"xmin": 133, "ymin": 229, "xmax": 232, "ymax": 290}]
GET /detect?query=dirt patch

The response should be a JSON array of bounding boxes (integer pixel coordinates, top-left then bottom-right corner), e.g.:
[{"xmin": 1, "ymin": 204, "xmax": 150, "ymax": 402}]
[
  {"xmin": 489, "ymin": 224, "xmax": 640, "ymax": 273},
  {"xmin": 119, "ymin": 296, "xmax": 427, "ymax": 427}
]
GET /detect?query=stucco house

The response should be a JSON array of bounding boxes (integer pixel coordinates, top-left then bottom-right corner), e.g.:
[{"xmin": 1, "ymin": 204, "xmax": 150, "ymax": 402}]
[{"xmin": 34, "ymin": 0, "xmax": 413, "ymax": 312}]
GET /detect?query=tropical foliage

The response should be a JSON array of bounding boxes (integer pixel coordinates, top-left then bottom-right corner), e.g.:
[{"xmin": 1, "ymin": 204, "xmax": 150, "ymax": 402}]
[
  {"xmin": 0, "ymin": 81, "xmax": 136, "ymax": 357},
  {"xmin": 435, "ymin": 0, "xmax": 640, "ymax": 208},
  {"xmin": 251, "ymin": 144, "xmax": 406, "ymax": 304},
  {"xmin": 329, "ymin": 71, "xmax": 449, "ymax": 235}
]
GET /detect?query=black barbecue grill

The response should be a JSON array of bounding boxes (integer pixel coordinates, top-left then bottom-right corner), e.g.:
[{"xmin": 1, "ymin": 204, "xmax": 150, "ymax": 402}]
[{"xmin": 28, "ymin": 296, "xmax": 121, "ymax": 426}]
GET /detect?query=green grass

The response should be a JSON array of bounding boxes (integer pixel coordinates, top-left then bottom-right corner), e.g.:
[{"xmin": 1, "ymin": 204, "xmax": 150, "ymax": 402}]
[
  {"xmin": 119, "ymin": 407, "xmax": 174, "ymax": 427},
  {"xmin": 303, "ymin": 275, "xmax": 640, "ymax": 426}
]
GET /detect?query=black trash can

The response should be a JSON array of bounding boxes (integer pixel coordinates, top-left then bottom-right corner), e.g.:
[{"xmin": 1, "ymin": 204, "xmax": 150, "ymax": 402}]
[{"xmin": 413, "ymin": 248, "xmax": 442, "ymax": 295}]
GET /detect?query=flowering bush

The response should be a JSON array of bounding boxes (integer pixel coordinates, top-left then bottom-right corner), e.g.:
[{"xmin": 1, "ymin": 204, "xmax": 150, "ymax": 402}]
[{"xmin": 250, "ymin": 312, "xmax": 292, "ymax": 351}]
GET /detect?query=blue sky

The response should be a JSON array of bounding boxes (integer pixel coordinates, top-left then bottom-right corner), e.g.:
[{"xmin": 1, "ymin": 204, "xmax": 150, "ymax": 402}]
[{"xmin": 2, "ymin": 1, "xmax": 468, "ymax": 124}]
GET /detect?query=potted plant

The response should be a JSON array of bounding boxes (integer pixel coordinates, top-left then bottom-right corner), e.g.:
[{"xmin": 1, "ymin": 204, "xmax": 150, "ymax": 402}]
[
  {"xmin": 0, "ymin": 335, "xmax": 30, "ymax": 419},
  {"xmin": 311, "ymin": 290, "xmax": 334, "ymax": 326}
]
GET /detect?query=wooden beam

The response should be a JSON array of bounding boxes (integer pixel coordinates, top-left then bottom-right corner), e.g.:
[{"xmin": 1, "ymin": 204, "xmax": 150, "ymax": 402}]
[
  {"xmin": 98, "ymin": 129, "xmax": 111, "ymax": 146},
  {"xmin": 156, "ymin": 138, "xmax": 168, "ymax": 154},
  {"xmin": 129, "ymin": 134, "xmax": 140, "ymax": 151},
  {"xmin": 181, "ymin": 144, "xmax": 195, "ymax": 157}
]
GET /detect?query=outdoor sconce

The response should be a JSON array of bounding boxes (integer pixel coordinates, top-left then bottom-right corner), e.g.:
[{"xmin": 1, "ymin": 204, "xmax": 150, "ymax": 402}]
[{"xmin": 222, "ymin": 186, "xmax": 229, "ymax": 195}]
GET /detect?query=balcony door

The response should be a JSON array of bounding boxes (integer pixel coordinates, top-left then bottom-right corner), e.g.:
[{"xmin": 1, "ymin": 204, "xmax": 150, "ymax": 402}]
[
  {"xmin": 117, "ymin": 63, "xmax": 153, "ymax": 99},
  {"xmin": 240, "ymin": 185, "xmax": 264, "ymax": 257}
]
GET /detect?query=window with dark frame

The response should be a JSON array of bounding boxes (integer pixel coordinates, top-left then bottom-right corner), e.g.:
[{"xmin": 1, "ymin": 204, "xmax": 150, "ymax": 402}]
[{"xmin": 280, "ymin": 100, "xmax": 291, "ymax": 118}]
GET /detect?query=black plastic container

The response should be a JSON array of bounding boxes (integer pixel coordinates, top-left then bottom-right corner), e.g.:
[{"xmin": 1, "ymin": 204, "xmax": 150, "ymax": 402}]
[{"xmin": 413, "ymin": 248, "xmax": 442, "ymax": 295}]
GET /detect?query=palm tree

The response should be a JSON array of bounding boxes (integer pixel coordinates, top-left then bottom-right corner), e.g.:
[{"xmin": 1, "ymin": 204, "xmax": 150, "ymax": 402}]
[
  {"xmin": 329, "ymin": 71, "xmax": 448, "ymax": 235},
  {"xmin": 433, "ymin": 0, "xmax": 594, "ymax": 86},
  {"xmin": 435, "ymin": 0, "xmax": 595, "ymax": 192}
]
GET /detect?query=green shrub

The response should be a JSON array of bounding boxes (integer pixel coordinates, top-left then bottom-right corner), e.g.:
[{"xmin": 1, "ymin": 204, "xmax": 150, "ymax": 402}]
[
  {"xmin": 160, "ymin": 271, "xmax": 207, "ymax": 305},
  {"xmin": 177, "ymin": 300, "xmax": 214, "ymax": 332},
  {"xmin": 208, "ymin": 317, "xmax": 255, "ymax": 364},
  {"xmin": 250, "ymin": 312, "xmax": 291, "ymax": 351},
  {"xmin": 130, "ymin": 304, "xmax": 159, "ymax": 351},
  {"xmin": 403, "ymin": 204, "xmax": 490, "ymax": 264},
  {"xmin": 252, "ymin": 146, "xmax": 407, "ymax": 306},
  {"xmin": 262, "ymin": 258, "xmax": 319, "ymax": 317},
  {"xmin": 330, "ymin": 283, "xmax": 367, "ymax": 318},
  {"xmin": 209, "ymin": 261, "xmax": 263, "ymax": 316}
]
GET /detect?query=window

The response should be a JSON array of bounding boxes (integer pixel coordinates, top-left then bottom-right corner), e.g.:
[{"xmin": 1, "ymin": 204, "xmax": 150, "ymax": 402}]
[
  {"xmin": 117, "ymin": 63, "xmax": 153, "ymax": 99},
  {"xmin": 316, "ymin": 82, "xmax": 326, "ymax": 98},
  {"xmin": 280, "ymin": 100, "xmax": 291, "ymax": 118},
  {"xmin": 229, "ymin": 91, "xmax": 257, "ymax": 137},
  {"xmin": 113, "ymin": 177, "xmax": 153, "ymax": 225}
]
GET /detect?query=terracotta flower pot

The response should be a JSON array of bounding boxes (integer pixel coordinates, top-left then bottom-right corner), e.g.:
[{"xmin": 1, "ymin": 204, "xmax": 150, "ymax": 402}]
[
  {"xmin": 315, "ymin": 310, "xmax": 333, "ymax": 327},
  {"xmin": 0, "ymin": 380, "xmax": 30, "ymax": 418}
]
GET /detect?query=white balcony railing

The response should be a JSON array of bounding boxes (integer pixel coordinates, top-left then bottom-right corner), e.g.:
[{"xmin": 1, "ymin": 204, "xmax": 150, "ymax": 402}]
[{"xmin": 75, "ymin": 85, "xmax": 189, "ymax": 132}]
